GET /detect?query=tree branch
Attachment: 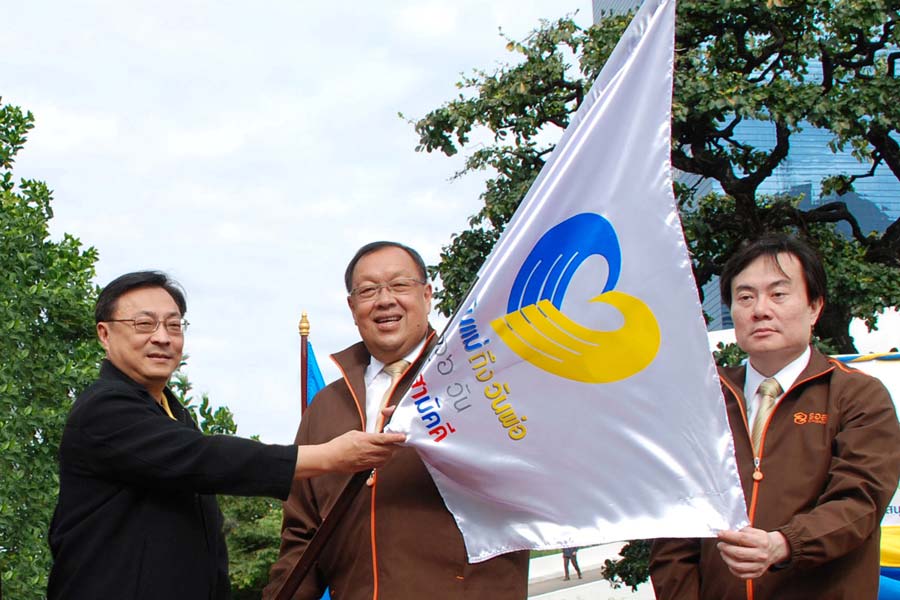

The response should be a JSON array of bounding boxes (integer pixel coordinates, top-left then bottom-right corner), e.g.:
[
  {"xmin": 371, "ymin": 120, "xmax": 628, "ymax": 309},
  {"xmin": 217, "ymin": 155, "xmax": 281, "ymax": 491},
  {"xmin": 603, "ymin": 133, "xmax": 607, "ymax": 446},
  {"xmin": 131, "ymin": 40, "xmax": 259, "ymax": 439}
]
[
  {"xmin": 866, "ymin": 124, "xmax": 900, "ymax": 181},
  {"xmin": 804, "ymin": 201, "xmax": 868, "ymax": 244}
]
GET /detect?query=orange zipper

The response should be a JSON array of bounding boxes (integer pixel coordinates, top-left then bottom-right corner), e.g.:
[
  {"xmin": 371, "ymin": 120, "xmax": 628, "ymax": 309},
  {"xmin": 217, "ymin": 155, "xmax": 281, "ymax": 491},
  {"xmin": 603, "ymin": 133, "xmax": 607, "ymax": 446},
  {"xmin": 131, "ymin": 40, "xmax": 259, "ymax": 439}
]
[
  {"xmin": 339, "ymin": 333, "xmax": 435, "ymax": 600},
  {"xmin": 721, "ymin": 364, "xmax": 834, "ymax": 600}
]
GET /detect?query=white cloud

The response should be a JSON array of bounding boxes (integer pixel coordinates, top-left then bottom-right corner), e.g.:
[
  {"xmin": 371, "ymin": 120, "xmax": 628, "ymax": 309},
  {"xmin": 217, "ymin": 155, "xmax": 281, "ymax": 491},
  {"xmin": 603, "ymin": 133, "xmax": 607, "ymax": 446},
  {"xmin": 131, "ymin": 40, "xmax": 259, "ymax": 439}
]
[
  {"xmin": 6, "ymin": 0, "xmax": 590, "ymax": 442},
  {"xmin": 20, "ymin": 104, "xmax": 120, "ymax": 154},
  {"xmin": 392, "ymin": 2, "xmax": 461, "ymax": 39},
  {"xmin": 165, "ymin": 125, "xmax": 249, "ymax": 160}
]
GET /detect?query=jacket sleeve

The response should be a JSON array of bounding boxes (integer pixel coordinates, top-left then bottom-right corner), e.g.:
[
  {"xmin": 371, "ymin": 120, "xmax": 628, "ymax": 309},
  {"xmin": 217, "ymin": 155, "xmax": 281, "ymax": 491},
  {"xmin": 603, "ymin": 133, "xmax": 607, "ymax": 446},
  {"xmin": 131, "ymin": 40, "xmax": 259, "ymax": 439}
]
[
  {"xmin": 778, "ymin": 373, "xmax": 900, "ymax": 567},
  {"xmin": 71, "ymin": 384, "xmax": 296, "ymax": 499},
  {"xmin": 649, "ymin": 537, "xmax": 702, "ymax": 599},
  {"xmin": 262, "ymin": 417, "xmax": 328, "ymax": 600}
]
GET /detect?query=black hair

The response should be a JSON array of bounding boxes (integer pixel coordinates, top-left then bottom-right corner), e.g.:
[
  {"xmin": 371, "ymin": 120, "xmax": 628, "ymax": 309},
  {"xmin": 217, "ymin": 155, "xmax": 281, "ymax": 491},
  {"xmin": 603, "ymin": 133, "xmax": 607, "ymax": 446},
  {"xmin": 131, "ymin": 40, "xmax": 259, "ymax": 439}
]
[
  {"xmin": 95, "ymin": 271, "xmax": 187, "ymax": 323},
  {"xmin": 343, "ymin": 241, "xmax": 428, "ymax": 292},
  {"xmin": 720, "ymin": 233, "xmax": 827, "ymax": 308}
]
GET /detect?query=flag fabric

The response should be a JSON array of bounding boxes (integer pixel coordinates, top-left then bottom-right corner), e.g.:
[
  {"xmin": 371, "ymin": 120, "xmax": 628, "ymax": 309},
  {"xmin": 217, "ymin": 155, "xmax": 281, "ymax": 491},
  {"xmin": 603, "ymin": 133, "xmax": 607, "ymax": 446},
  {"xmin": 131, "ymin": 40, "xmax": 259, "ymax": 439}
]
[{"xmin": 387, "ymin": 0, "xmax": 748, "ymax": 562}]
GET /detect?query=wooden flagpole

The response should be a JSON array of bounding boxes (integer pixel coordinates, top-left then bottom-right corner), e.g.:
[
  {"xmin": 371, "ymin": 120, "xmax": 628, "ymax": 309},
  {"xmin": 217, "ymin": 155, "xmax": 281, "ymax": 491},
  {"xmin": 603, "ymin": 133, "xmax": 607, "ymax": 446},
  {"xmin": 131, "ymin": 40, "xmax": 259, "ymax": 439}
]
[
  {"xmin": 273, "ymin": 472, "xmax": 369, "ymax": 600},
  {"xmin": 299, "ymin": 312, "xmax": 310, "ymax": 415},
  {"xmin": 276, "ymin": 311, "xmax": 371, "ymax": 598}
]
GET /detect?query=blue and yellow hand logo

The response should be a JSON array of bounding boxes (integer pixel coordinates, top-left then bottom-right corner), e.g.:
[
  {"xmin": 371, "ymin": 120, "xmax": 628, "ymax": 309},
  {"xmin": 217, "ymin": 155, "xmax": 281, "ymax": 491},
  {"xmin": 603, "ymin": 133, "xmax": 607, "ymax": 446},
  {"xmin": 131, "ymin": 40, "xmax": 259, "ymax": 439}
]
[{"xmin": 490, "ymin": 213, "xmax": 660, "ymax": 383}]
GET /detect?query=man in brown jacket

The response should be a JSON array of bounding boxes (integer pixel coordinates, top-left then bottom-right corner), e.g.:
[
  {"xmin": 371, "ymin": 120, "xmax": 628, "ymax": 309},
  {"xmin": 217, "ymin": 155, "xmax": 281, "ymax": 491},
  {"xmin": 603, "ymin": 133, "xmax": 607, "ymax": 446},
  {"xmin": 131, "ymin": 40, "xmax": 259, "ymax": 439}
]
[
  {"xmin": 650, "ymin": 234, "xmax": 900, "ymax": 599},
  {"xmin": 264, "ymin": 241, "xmax": 529, "ymax": 600}
]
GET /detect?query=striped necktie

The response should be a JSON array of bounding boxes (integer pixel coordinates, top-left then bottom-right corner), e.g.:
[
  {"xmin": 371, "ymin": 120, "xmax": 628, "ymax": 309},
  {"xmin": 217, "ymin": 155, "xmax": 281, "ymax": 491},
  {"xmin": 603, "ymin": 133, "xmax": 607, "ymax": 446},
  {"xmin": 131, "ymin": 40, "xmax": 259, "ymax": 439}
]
[{"xmin": 751, "ymin": 377, "xmax": 783, "ymax": 454}]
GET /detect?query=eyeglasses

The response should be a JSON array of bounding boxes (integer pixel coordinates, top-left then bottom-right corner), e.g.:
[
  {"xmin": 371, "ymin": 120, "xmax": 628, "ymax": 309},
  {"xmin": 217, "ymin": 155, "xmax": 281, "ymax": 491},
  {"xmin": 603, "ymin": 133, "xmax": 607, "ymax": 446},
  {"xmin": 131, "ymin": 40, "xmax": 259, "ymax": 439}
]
[
  {"xmin": 349, "ymin": 278, "xmax": 426, "ymax": 301},
  {"xmin": 105, "ymin": 317, "xmax": 189, "ymax": 335}
]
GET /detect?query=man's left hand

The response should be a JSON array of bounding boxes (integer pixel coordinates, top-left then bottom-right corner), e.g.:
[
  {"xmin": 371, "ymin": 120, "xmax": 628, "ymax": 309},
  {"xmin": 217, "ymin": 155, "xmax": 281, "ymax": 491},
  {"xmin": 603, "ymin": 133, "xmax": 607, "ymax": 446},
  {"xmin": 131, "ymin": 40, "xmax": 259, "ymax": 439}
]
[{"xmin": 716, "ymin": 527, "xmax": 790, "ymax": 579}]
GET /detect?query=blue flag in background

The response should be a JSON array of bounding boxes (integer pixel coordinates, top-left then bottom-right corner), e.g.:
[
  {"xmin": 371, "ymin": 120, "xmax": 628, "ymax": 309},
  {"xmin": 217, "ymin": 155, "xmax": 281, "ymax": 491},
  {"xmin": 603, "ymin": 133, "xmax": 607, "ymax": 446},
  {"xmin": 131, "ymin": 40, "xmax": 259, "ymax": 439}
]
[{"xmin": 306, "ymin": 340, "xmax": 325, "ymax": 402}]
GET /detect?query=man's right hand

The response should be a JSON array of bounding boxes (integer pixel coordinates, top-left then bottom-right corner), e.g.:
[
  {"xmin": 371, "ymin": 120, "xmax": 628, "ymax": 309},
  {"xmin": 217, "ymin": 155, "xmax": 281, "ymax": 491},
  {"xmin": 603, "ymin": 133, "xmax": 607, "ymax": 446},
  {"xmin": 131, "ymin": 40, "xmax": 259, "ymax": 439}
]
[
  {"xmin": 716, "ymin": 527, "xmax": 790, "ymax": 579},
  {"xmin": 294, "ymin": 430, "xmax": 406, "ymax": 479}
]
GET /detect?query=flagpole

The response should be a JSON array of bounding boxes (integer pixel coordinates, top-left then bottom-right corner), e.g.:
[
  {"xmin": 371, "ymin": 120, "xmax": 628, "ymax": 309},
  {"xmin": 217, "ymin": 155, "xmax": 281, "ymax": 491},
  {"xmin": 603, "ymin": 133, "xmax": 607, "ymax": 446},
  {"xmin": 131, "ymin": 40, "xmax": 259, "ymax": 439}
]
[{"xmin": 299, "ymin": 311, "xmax": 310, "ymax": 415}]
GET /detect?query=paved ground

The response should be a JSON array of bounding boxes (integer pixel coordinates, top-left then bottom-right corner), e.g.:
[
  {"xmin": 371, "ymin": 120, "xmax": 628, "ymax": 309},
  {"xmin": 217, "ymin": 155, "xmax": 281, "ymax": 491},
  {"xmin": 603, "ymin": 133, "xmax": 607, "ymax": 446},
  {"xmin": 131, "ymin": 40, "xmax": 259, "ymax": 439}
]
[
  {"xmin": 527, "ymin": 544, "xmax": 656, "ymax": 599},
  {"xmin": 529, "ymin": 567, "xmax": 655, "ymax": 599}
]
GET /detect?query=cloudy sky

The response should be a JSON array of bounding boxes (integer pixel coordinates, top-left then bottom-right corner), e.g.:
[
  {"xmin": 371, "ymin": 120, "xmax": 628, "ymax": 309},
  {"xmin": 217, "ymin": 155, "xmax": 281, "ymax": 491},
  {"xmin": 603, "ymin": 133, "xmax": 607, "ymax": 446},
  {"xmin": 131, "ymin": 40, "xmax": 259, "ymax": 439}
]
[
  {"xmin": 3, "ymin": 1, "xmax": 592, "ymax": 442},
  {"xmin": 6, "ymin": 2, "xmax": 897, "ymax": 444}
]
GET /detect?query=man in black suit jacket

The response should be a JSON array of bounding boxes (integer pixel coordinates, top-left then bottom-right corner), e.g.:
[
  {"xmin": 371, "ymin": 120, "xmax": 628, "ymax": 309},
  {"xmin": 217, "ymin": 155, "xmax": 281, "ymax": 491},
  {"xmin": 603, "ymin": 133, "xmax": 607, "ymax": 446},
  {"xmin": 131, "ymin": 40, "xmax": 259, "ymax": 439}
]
[{"xmin": 48, "ymin": 271, "xmax": 404, "ymax": 599}]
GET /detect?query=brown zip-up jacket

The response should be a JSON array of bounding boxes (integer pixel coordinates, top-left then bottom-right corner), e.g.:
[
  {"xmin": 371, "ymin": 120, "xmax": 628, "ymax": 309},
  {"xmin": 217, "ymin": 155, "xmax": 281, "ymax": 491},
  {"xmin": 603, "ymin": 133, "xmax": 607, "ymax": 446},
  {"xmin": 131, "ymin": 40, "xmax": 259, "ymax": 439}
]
[
  {"xmin": 263, "ymin": 332, "xmax": 530, "ymax": 599},
  {"xmin": 650, "ymin": 348, "xmax": 900, "ymax": 600}
]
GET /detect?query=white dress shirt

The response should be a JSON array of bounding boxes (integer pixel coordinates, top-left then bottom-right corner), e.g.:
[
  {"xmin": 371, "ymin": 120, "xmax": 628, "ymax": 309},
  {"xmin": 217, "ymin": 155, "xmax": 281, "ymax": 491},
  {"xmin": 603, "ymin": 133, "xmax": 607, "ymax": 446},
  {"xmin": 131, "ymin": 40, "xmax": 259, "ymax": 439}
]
[
  {"xmin": 743, "ymin": 346, "xmax": 811, "ymax": 425},
  {"xmin": 363, "ymin": 338, "xmax": 426, "ymax": 432}
]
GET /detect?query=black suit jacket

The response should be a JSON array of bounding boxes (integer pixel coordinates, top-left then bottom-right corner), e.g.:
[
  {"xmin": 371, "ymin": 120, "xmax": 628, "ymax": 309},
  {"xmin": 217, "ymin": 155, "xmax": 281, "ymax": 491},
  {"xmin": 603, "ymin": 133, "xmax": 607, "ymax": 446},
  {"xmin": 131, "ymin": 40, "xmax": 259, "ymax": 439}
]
[{"xmin": 48, "ymin": 360, "xmax": 296, "ymax": 599}]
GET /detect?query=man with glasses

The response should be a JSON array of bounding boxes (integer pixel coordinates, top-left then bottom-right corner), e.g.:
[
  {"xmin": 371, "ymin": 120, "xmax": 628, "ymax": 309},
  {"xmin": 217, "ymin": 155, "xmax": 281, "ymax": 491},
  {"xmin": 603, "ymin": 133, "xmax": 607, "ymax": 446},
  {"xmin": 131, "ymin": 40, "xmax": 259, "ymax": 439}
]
[
  {"xmin": 48, "ymin": 271, "xmax": 405, "ymax": 599},
  {"xmin": 264, "ymin": 242, "xmax": 529, "ymax": 599}
]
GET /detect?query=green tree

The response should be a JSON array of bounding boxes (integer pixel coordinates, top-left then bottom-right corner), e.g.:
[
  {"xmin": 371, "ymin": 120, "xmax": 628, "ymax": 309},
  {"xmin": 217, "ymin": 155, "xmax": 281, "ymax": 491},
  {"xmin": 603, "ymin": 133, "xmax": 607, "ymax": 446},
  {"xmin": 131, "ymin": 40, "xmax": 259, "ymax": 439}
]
[
  {"xmin": 0, "ymin": 100, "xmax": 284, "ymax": 595},
  {"xmin": 218, "ymin": 494, "xmax": 284, "ymax": 600},
  {"xmin": 601, "ymin": 538, "xmax": 650, "ymax": 591},
  {"xmin": 411, "ymin": 1, "xmax": 900, "ymax": 353},
  {"xmin": 170, "ymin": 361, "xmax": 237, "ymax": 436},
  {"xmin": 0, "ymin": 99, "xmax": 103, "ymax": 598}
]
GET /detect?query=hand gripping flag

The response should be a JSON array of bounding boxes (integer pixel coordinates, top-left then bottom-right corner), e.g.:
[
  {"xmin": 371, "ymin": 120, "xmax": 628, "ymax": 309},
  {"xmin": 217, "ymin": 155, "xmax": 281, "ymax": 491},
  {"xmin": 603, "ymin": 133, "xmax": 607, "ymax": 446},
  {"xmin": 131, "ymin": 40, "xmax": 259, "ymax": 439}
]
[{"xmin": 387, "ymin": 0, "xmax": 748, "ymax": 561}]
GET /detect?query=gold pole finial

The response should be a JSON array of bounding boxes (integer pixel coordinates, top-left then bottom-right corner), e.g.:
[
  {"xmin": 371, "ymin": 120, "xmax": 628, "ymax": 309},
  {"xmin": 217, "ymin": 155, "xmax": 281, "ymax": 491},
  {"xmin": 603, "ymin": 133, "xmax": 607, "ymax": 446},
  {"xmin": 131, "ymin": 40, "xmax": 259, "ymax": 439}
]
[{"xmin": 299, "ymin": 311, "xmax": 310, "ymax": 337}]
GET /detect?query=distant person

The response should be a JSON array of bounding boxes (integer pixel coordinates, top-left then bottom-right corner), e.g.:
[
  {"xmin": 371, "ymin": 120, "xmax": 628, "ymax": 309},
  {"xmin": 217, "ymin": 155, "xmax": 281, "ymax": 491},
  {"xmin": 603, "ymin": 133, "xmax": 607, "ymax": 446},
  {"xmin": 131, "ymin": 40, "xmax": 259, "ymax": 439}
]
[
  {"xmin": 48, "ymin": 271, "xmax": 404, "ymax": 599},
  {"xmin": 562, "ymin": 547, "xmax": 582, "ymax": 580},
  {"xmin": 650, "ymin": 234, "xmax": 900, "ymax": 599},
  {"xmin": 264, "ymin": 241, "xmax": 530, "ymax": 599}
]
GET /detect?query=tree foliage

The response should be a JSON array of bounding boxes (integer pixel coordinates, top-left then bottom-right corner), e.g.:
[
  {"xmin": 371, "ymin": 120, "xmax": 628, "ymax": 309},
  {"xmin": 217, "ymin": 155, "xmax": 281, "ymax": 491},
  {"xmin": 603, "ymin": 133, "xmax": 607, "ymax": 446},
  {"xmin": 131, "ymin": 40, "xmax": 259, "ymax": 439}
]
[
  {"xmin": 0, "ymin": 99, "xmax": 103, "ymax": 598},
  {"xmin": 412, "ymin": 1, "xmax": 900, "ymax": 353},
  {"xmin": 0, "ymin": 99, "xmax": 282, "ymax": 595},
  {"xmin": 601, "ymin": 539, "xmax": 650, "ymax": 591},
  {"xmin": 219, "ymin": 494, "xmax": 284, "ymax": 600},
  {"xmin": 170, "ymin": 361, "xmax": 237, "ymax": 436}
]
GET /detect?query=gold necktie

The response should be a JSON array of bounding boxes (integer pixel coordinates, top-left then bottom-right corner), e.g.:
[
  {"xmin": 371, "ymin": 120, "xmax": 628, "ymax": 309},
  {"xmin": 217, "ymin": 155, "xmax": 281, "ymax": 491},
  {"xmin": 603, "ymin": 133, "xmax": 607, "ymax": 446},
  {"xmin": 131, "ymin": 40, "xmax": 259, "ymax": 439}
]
[
  {"xmin": 375, "ymin": 359, "xmax": 409, "ymax": 432},
  {"xmin": 750, "ymin": 377, "xmax": 783, "ymax": 454}
]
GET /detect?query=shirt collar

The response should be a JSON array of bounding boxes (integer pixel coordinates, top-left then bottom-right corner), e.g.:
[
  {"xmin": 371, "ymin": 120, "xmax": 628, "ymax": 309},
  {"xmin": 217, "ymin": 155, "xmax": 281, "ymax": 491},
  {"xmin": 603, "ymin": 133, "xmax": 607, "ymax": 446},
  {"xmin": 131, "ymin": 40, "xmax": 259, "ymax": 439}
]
[
  {"xmin": 744, "ymin": 345, "xmax": 811, "ymax": 400},
  {"xmin": 99, "ymin": 359, "xmax": 182, "ymax": 419},
  {"xmin": 364, "ymin": 337, "xmax": 427, "ymax": 386}
]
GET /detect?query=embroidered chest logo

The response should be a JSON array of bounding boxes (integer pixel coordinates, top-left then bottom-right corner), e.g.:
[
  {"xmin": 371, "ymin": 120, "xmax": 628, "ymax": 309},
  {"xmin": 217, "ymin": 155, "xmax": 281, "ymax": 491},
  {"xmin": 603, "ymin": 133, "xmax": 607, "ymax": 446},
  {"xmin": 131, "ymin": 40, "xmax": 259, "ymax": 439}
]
[{"xmin": 794, "ymin": 412, "xmax": 828, "ymax": 426}]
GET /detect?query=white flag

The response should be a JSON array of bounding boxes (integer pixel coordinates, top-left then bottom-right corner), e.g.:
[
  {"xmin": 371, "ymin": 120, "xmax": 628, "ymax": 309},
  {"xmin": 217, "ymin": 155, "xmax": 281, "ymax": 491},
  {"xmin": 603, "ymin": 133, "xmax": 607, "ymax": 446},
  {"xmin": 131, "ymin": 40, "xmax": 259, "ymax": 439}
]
[{"xmin": 388, "ymin": 0, "xmax": 748, "ymax": 562}]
